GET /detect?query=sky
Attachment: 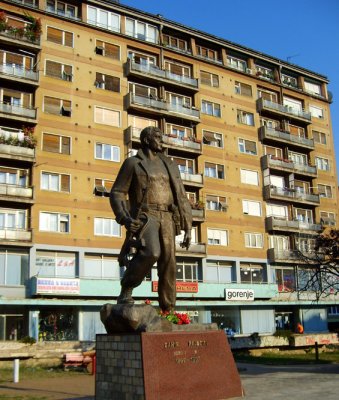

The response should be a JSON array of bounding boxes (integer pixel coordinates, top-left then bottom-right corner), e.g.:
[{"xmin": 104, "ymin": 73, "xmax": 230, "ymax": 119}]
[{"xmin": 120, "ymin": 0, "xmax": 339, "ymax": 181}]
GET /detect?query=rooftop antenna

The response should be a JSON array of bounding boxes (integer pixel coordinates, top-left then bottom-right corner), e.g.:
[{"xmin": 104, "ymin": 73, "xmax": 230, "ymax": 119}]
[{"xmin": 286, "ymin": 53, "xmax": 300, "ymax": 63}]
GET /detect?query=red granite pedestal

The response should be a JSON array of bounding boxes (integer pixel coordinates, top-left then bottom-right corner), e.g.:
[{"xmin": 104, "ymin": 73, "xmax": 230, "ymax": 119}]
[{"xmin": 96, "ymin": 330, "xmax": 243, "ymax": 400}]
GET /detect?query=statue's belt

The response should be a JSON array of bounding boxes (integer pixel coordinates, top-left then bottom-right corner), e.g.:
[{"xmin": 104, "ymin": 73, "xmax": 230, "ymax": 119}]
[{"xmin": 140, "ymin": 203, "xmax": 172, "ymax": 212}]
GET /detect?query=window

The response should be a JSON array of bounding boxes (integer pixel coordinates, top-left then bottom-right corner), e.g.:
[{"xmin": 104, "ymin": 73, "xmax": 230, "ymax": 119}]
[
  {"xmin": 95, "ymin": 73, "xmax": 120, "ymax": 92},
  {"xmin": 0, "ymin": 167, "xmax": 28, "ymax": 187},
  {"xmin": 205, "ymin": 261, "xmax": 233, "ymax": 283},
  {"xmin": 166, "ymin": 92, "xmax": 191, "ymax": 108},
  {"xmin": 272, "ymin": 267, "xmax": 295, "ymax": 292},
  {"xmin": 127, "ymin": 50, "xmax": 156, "ymax": 66},
  {"xmin": 94, "ymin": 178, "xmax": 114, "ymax": 196},
  {"xmin": 44, "ymin": 97, "xmax": 71, "ymax": 117},
  {"xmin": 283, "ymin": 97, "xmax": 302, "ymax": 113},
  {"xmin": 242, "ymin": 200, "xmax": 261, "ymax": 216},
  {"xmin": 203, "ymin": 130, "xmax": 223, "ymax": 147},
  {"xmin": 255, "ymin": 65, "xmax": 274, "ymax": 80},
  {"xmin": 318, "ymin": 184, "xmax": 332, "ymax": 198},
  {"xmin": 281, "ymin": 74, "xmax": 298, "ymax": 88},
  {"xmin": 309, "ymin": 105, "xmax": 324, "ymax": 119},
  {"xmin": 176, "ymin": 262, "xmax": 199, "ymax": 282},
  {"xmin": 312, "ymin": 130, "xmax": 327, "ymax": 145},
  {"xmin": 206, "ymin": 195, "xmax": 227, "ymax": 212},
  {"xmin": 87, "ymin": 6, "xmax": 120, "ymax": 32},
  {"xmin": 166, "ymin": 124, "xmax": 193, "ymax": 140},
  {"xmin": 163, "ymin": 34, "xmax": 188, "ymax": 52},
  {"xmin": 200, "ymin": 71, "xmax": 219, "ymax": 87},
  {"xmin": 320, "ymin": 211, "xmax": 336, "ymax": 226},
  {"xmin": 295, "ymin": 208, "xmax": 313, "ymax": 223},
  {"xmin": 235, "ymin": 81, "xmax": 252, "ymax": 96},
  {"xmin": 269, "ymin": 235, "xmax": 289, "ymax": 251},
  {"xmin": 95, "ymin": 143, "xmax": 120, "ymax": 162},
  {"xmin": 94, "ymin": 217, "xmax": 120, "ymax": 237},
  {"xmin": 0, "ymin": 209, "xmax": 26, "ymax": 230},
  {"xmin": 264, "ymin": 145, "xmax": 283, "ymax": 158},
  {"xmin": 238, "ymin": 138, "xmax": 257, "ymax": 155},
  {"xmin": 227, "ymin": 55, "xmax": 246, "ymax": 72},
  {"xmin": 95, "ymin": 40, "xmax": 120, "ymax": 60},
  {"xmin": 207, "ymin": 229, "xmax": 228, "ymax": 246},
  {"xmin": 39, "ymin": 212, "xmax": 70, "ymax": 233},
  {"xmin": 295, "ymin": 237, "xmax": 316, "ymax": 253},
  {"xmin": 0, "ymin": 250, "xmax": 28, "ymax": 286},
  {"xmin": 257, "ymin": 88, "xmax": 278, "ymax": 102},
  {"xmin": 173, "ymin": 157, "xmax": 194, "ymax": 174},
  {"xmin": 0, "ymin": 50, "xmax": 33, "ymax": 70},
  {"xmin": 41, "ymin": 172, "xmax": 70, "ymax": 192},
  {"xmin": 304, "ymin": 81, "xmax": 322, "ymax": 96},
  {"xmin": 1, "ymin": 88, "xmax": 32, "ymax": 108},
  {"xmin": 94, "ymin": 106, "xmax": 120, "ymax": 127},
  {"xmin": 36, "ymin": 250, "xmax": 76, "ymax": 278},
  {"xmin": 129, "ymin": 82, "xmax": 157, "ymax": 98},
  {"xmin": 46, "ymin": 26, "xmax": 73, "ymax": 47},
  {"xmin": 125, "ymin": 18, "xmax": 157, "ymax": 43},
  {"xmin": 201, "ymin": 100, "xmax": 221, "ymax": 117},
  {"xmin": 260, "ymin": 117, "xmax": 279, "ymax": 130},
  {"xmin": 42, "ymin": 133, "xmax": 71, "ymax": 154},
  {"xmin": 240, "ymin": 263, "xmax": 264, "ymax": 283},
  {"xmin": 237, "ymin": 110, "xmax": 254, "ymax": 125},
  {"xmin": 204, "ymin": 162, "xmax": 224, "ymax": 179},
  {"xmin": 240, "ymin": 169, "xmax": 259, "ymax": 185},
  {"xmin": 83, "ymin": 254, "xmax": 120, "ymax": 279},
  {"xmin": 315, "ymin": 157, "xmax": 330, "ymax": 171},
  {"xmin": 196, "ymin": 45, "xmax": 220, "ymax": 62},
  {"xmin": 45, "ymin": 60, "xmax": 72, "ymax": 81},
  {"xmin": 244, "ymin": 233, "xmax": 263, "ymax": 248},
  {"xmin": 266, "ymin": 204, "xmax": 288, "ymax": 219},
  {"xmin": 128, "ymin": 115, "xmax": 157, "ymax": 134},
  {"xmin": 46, "ymin": 1, "xmax": 78, "ymax": 19},
  {"xmin": 164, "ymin": 60, "xmax": 191, "ymax": 78},
  {"xmin": 288, "ymin": 151, "xmax": 307, "ymax": 165}
]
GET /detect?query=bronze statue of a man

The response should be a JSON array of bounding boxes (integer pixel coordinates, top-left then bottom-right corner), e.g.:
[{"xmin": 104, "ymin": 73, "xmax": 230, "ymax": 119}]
[{"xmin": 110, "ymin": 126, "xmax": 192, "ymax": 311}]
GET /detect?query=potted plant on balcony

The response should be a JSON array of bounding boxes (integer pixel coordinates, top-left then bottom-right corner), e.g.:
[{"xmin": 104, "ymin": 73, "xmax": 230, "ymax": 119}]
[
  {"xmin": 0, "ymin": 11, "xmax": 8, "ymax": 32},
  {"xmin": 24, "ymin": 13, "xmax": 42, "ymax": 42}
]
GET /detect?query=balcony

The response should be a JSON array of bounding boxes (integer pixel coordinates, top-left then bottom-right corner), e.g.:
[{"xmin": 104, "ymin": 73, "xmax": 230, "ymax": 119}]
[
  {"xmin": 0, "ymin": 29, "xmax": 41, "ymax": 49},
  {"xmin": 266, "ymin": 216, "xmax": 322, "ymax": 233},
  {"xmin": 264, "ymin": 185, "xmax": 320, "ymax": 205},
  {"xmin": 0, "ymin": 102, "xmax": 37, "ymax": 122},
  {"xmin": 261, "ymin": 155, "xmax": 317, "ymax": 178},
  {"xmin": 0, "ymin": 143, "xmax": 35, "ymax": 162},
  {"xmin": 175, "ymin": 242, "xmax": 206, "ymax": 256},
  {"xmin": 267, "ymin": 248, "xmax": 322, "ymax": 263},
  {"xmin": 126, "ymin": 60, "xmax": 199, "ymax": 91},
  {"xmin": 125, "ymin": 127, "xmax": 202, "ymax": 154},
  {"xmin": 259, "ymin": 126, "xmax": 314, "ymax": 150},
  {"xmin": 0, "ymin": 64, "xmax": 39, "ymax": 83},
  {"xmin": 257, "ymin": 98, "xmax": 311, "ymax": 124},
  {"xmin": 0, "ymin": 228, "xmax": 32, "ymax": 243},
  {"xmin": 191, "ymin": 207, "xmax": 205, "ymax": 222},
  {"xmin": 180, "ymin": 172, "xmax": 204, "ymax": 187},
  {"xmin": 0, "ymin": 184, "xmax": 33, "ymax": 203},
  {"xmin": 45, "ymin": 7, "xmax": 81, "ymax": 21},
  {"xmin": 125, "ymin": 93, "xmax": 200, "ymax": 122}
]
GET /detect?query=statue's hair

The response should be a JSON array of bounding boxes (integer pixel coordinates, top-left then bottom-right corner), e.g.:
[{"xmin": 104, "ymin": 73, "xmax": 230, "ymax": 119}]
[{"xmin": 140, "ymin": 126, "xmax": 161, "ymax": 148}]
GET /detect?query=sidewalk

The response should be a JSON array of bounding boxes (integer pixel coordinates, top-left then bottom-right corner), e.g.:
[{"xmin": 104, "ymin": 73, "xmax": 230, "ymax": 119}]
[{"xmin": 0, "ymin": 363, "xmax": 338, "ymax": 399}]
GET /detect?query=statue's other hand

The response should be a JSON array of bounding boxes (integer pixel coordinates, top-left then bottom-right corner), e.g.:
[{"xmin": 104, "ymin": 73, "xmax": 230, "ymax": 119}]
[
  {"xmin": 180, "ymin": 231, "xmax": 191, "ymax": 250},
  {"xmin": 125, "ymin": 218, "xmax": 142, "ymax": 233}
]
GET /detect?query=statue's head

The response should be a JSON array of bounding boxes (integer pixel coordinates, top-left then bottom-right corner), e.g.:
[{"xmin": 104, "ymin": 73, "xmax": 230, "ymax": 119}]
[{"xmin": 140, "ymin": 126, "xmax": 163, "ymax": 152}]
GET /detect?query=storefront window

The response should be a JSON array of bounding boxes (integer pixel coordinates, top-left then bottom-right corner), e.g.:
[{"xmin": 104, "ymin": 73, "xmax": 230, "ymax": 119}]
[
  {"xmin": 83, "ymin": 254, "xmax": 120, "ymax": 279},
  {"xmin": 211, "ymin": 307, "xmax": 241, "ymax": 334},
  {"xmin": 39, "ymin": 309, "xmax": 77, "ymax": 341},
  {"xmin": 176, "ymin": 261, "xmax": 201, "ymax": 282},
  {"xmin": 0, "ymin": 250, "xmax": 29, "ymax": 286},
  {"xmin": 36, "ymin": 251, "xmax": 77, "ymax": 278},
  {"xmin": 0, "ymin": 314, "xmax": 24, "ymax": 340},
  {"xmin": 272, "ymin": 267, "xmax": 295, "ymax": 292},
  {"xmin": 240, "ymin": 263, "xmax": 265, "ymax": 283}
]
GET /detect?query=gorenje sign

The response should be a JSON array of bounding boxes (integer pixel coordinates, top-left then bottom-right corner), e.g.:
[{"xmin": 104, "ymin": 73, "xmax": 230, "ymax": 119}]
[{"xmin": 225, "ymin": 289, "xmax": 254, "ymax": 301}]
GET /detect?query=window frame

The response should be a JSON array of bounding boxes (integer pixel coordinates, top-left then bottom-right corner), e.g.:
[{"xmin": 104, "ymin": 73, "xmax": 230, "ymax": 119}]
[
  {"xmin": 94, "ymin": 106, "xmax": 120, "ymax": 127},
  {"xmin": 207, "ymin": 228, "xmax": 228, "ymax": 246},
  {"xmin": 204, "ymin": 162, "xmax": 224, "ymax": 179},
  {"xmin": 240, "ymin": 169, "xmax": 259, "ymax": 186},
  {"xmin": 244, "ymin": 232, "xmax": 263, "ymax": 248},
  {"xmin": 42, "ymin": 132, "xmax": 71, "ymax": 155},
  {"xmin": 39, "ymin": 211, "xmax": 70, "ymax": 233},
  {"xmin": 242, "ymin": 200, "xmax": 262, "ymax": 217},
  {"xmin": 238, "ymin": 138, "xmax": 257, "ymax": 155},
  {"xmin": 94, "ymin": 217, "xmax": 121, "ymax": 237},
  {"xmin": 201, "ymin": 100, "xmax": 221, "ymax": 117},
  {"xmin": 40, "ymin": 171, "xmax": 71, "ymax": 193},
  {"xmin": 200, "ymin": 70, "xmax": 219, "ymax": 87},
  {"xmin": 237, "ymin": 109, "xmax": 255, "ymax": 126},
  {"xmin": 46, "ymin": 25, "xmax": 74, "ymax": 47}
]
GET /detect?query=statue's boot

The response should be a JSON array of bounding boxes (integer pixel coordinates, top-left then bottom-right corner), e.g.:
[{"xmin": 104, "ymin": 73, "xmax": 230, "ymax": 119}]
[{"xmin": 117, "ymin": 287, "xmax": 135, "ymax": 304}]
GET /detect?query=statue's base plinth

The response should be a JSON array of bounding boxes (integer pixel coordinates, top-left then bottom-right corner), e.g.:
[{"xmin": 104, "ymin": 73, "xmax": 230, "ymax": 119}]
[{"xmin": 95, "ymin": 330, "xmax": 243, "ymax": 400}]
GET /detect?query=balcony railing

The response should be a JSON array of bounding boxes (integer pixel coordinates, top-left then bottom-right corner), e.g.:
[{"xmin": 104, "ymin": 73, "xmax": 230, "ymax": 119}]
[
  {"xmin": 0, "ymin": 228, "xmax": 32, "ymax": 242},
  {"xmin": 267, "ymin": 248, "xmax": 322, "ymax": 263},
  {"xmin": 180, "ymin": 172, "xmax": 204, "ymax": 186},
  {"xmin": 0, "ymin": 184, "xmax": 33, "ymax": 200},
  {"xmin": 257, "ymin": 98, "xmax": 311, "ymax": 122},
  {"xmin": 262, "ymin": 155, "xmax": 317, "ymax": 177},
  {"xmin": 0, "ymin": 102, "xmax": 37, "ymax": 119},
  {"xmin": 162, "ymin": 135, "xmax": 202, "ymax": 153},
  {"xmin": 0, "ymin": 29, "xmax": 40, "ymax": 46},
  {"xmin": 175, "ymin": 242, "xmax": 206, "ymax": 255},
  {"xmin": 0, "ymin": 143, "xmax": 35, "ymax": 161},
  {"xmin": 264, "ymin": 185, "xmax": 320, "ymax": 205},
  {"xmin": 127, "ymin": 60, "xmax": 199, "ymax": 89},
  {"xmin": 191, "ymin": 208, "xmax": 205, "ymax": 221},
  {"xmin": 259, "ymin": 126, "xmax": 314, "ymax": 149},
  {"xmin": 0, "ymin": 63, "xmax": 39, "ymax": 81},
  {"xmin": 266, "ymin": 216, "xmax": 322, "ymax": 233},
  {"xmin": 126, "ymin": 93, "xmax": 200, "ymax": 121},
  {"xmin": 45, "ymin": 7, "xmax": 81, "ymax": 21}
]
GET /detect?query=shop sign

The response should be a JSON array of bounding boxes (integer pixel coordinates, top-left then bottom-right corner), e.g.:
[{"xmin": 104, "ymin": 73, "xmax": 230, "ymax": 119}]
[
  {"xmin": 152, "ymin": 281, "xmax": 198, "ymax": 293},
  {"xmin": 36, "ymin": 278, "xmax": 80, "ymax": 295},
  {"xmin": 225, "ymin": 288, "xmax": 254, "ymax": 301}
]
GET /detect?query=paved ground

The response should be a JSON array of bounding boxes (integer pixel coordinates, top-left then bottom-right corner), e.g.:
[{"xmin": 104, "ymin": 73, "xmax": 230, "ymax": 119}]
[{"xmin": 0, "ymin": 363, "xmax": 338, "ymax": 399}]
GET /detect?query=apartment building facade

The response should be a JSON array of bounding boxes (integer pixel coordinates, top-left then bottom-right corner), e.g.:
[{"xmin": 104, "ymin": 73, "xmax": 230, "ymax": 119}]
[{"xmin": 0, "ymin": 0, "xmax": 338, "ymax": 341}]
